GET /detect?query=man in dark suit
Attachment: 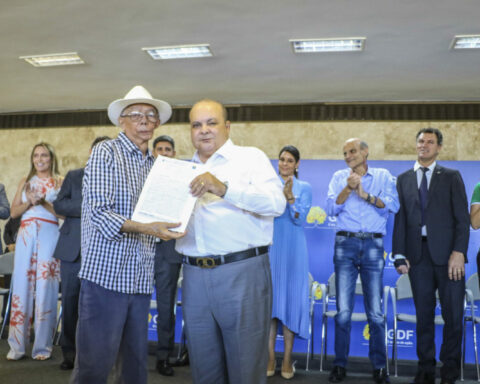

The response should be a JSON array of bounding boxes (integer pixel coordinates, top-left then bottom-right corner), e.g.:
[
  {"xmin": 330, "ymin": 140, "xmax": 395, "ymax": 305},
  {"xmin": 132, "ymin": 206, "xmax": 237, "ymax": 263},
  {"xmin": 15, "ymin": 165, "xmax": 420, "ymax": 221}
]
[
  {"xmin": 393, "ymin": 127, "xmax": 470, "ymax": 384},
  {"xmin": 52, "ymin": 136, "xmax": 110, "ymax": 370},
  {"xmin": 152, "ymin": 135, "xmax": 186, "ymax": 376},
  {"xmin": 0, "ymin": 183, "xmax": 10, "ymax": 324},
  {"xmin": 0, "ymin": 183, "xmax": 10, "ymax": 253}
]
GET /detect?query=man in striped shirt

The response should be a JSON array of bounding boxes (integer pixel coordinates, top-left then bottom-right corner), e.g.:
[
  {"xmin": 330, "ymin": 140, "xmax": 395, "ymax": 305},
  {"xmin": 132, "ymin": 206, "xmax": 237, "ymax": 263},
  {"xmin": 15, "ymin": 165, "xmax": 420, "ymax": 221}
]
[{"xmin": 71, "ymin": 86, "xmax": 184, "ymax": 384}]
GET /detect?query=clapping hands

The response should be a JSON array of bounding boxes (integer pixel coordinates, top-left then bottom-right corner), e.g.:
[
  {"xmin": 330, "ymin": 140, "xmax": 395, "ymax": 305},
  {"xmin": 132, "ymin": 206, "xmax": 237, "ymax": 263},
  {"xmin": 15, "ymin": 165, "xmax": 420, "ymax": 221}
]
[{"xmin": 25, "ymin": 182, "xmax": 45, "ymax": 206}]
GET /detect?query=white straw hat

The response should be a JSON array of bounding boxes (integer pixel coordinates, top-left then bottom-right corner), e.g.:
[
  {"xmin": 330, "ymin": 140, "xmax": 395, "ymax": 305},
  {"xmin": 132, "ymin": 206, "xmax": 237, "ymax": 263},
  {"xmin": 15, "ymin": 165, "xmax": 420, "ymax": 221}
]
[{"xmin": 107, "ymin": 85, "xmax": 172, "ymax": 126}]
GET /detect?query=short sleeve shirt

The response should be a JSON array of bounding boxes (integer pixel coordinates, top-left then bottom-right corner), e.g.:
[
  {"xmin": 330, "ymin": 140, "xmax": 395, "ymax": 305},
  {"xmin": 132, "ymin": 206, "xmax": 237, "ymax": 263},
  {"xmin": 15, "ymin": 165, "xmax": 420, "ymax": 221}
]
[{"xmin": 471, "ymin": 182, "xmax": 480, "ymax": 205}]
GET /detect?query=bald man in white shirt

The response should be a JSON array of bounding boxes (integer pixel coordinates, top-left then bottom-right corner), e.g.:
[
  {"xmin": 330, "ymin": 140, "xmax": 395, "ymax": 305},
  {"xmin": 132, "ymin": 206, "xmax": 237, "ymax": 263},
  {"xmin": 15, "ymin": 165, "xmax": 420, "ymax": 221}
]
[{"xmin": 176, "ymin": 99, "xmax": 285, "ymax": 384}]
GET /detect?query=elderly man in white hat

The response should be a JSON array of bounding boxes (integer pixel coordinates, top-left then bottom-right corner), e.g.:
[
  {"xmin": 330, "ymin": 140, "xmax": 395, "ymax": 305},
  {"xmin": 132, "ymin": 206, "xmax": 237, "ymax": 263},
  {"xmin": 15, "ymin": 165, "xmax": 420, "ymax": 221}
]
[{"xmin": 71, "ymin": 86, "xmax": 184, "ymax": 384}]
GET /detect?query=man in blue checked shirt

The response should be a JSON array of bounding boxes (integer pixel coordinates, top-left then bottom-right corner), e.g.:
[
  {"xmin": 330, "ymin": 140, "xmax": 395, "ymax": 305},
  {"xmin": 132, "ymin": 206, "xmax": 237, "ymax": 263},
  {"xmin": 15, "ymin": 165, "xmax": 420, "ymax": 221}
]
[
  {"xmin": 71, "ymin": 86, "xmax": 184, "ymax": 384},
  {"xmin": 326, "ymin": 138, "xmax": 399, "ymax": 384}
]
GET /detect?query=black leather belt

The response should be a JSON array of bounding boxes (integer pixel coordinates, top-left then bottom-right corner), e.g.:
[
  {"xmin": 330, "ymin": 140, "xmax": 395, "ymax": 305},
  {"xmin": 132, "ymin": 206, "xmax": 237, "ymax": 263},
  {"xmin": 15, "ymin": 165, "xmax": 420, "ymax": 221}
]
[
  {"xmin": 336, "ymin": 231, "xmax": 383, "ymax": 239},
  {"xmin": 183, "ymin": 246, "xmax": 269, "ymax": 269}
]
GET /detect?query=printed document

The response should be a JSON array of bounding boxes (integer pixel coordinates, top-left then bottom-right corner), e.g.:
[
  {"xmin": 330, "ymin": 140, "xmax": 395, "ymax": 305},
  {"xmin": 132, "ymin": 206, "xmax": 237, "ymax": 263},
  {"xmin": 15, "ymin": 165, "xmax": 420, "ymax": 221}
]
[{"xmin": 132, "ymin": 156, "xmax": 203, "ymax": 233}]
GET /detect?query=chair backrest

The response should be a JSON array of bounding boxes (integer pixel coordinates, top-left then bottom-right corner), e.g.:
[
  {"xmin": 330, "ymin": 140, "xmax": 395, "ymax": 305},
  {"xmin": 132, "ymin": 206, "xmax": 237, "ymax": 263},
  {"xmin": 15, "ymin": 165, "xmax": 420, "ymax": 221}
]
[
  {"xmin": 0, "ymin": 251, "xmax": 14, "ymax": 275},
  {"xmin": 395, "ymin": 274, "xmax": 413, "ymax": 300},
  {"xmin": 327, "ymin": 273, "xmax": 364, "ymax": 297},
  {"xmin": 466, "ymin": 273, "xmax": 480, "ymax": 301},
  {"xmin": 395, "ymin": 273, "xmax": 441, "ymax": 301}
]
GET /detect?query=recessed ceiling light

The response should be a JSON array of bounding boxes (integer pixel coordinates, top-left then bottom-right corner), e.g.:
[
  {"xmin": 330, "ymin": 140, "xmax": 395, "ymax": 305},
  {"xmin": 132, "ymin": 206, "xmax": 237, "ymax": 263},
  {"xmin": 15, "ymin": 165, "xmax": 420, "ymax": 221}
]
[
  {"xmin": 19, "ymin": 52, "xmax": 85, "ymax": 67},
  {"xmin": 290, "ymin": 38, "xmax": 366, "ymax": 53},
  {"xmin": 451, "ymin": 35, "xmax": 480, "ymax": 50},
  {"xmin": 142, "ymin": 44, "xmax": 213, "ymax": 60}
]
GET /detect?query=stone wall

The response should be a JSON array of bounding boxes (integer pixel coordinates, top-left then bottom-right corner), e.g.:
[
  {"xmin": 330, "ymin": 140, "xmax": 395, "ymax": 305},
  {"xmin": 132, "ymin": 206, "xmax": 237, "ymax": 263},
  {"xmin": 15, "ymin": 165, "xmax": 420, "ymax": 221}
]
[{"xmin": 0, "ymin": 120, "xmax": 478, "ymax": 204}]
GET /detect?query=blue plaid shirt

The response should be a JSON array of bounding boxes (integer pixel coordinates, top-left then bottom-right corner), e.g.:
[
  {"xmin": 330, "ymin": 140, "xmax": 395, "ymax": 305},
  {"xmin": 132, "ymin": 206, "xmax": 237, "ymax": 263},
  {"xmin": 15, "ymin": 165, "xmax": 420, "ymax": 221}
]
[{"xmin": 79, "ymin": 132, "xmax": 156, "ymax": 294}]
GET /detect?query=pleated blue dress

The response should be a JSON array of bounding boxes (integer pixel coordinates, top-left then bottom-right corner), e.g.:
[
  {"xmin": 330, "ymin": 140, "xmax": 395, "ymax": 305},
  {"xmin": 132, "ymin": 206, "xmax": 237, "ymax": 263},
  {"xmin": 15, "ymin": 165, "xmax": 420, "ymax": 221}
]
[{"xmin": 269, "ymin": 177, "xmax": 312, "ymax": 339}]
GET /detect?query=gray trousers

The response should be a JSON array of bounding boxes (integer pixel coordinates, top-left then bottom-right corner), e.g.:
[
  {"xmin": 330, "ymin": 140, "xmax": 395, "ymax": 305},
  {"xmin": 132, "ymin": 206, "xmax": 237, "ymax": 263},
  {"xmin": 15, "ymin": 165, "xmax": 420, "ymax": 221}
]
[{"xmin": 182, "ymin": 252, "xmax": 272, "ymax": 384}]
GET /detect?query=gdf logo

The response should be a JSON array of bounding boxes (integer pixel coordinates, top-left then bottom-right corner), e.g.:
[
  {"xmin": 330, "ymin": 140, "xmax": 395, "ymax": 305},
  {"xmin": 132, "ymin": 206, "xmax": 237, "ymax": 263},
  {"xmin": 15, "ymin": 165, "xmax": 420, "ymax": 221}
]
[
  {"xmin": 314, "ymin": 284, "xmax": 323, "ymax": 300},
  {"xmin": 306, "ymin": 207, "xmax": 327, "ymax": 225},
  {"xmin": 363, "ymin": 324, "xmax": 370, "ymax": 340},
  {"xmin": 149, "ymin": 313, "xmax": 158, "ymax": 325},
  {"xmin": 387, "ymin": 329, "xmax": 414, "ymax": 341}
]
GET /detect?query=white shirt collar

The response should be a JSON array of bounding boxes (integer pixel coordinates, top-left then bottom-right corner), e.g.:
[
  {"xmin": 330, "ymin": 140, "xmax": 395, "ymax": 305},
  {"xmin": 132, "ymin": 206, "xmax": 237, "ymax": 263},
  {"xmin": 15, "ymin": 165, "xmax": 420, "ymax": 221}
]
[
  {"xmin": 414, "ymin": 160, "xmax": 436, "ymax": 172},
  {"xmin": 192, "ymin": 139, "xmax": 234, "ymax": 164}
]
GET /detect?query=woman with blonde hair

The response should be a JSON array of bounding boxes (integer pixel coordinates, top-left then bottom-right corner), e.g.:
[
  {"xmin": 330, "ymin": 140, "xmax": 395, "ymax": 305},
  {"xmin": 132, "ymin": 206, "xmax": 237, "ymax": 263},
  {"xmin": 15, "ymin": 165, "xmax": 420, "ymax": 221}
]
[{"xmin": 7, "ymin": 142, "xmax": 63, "ymax": 361}]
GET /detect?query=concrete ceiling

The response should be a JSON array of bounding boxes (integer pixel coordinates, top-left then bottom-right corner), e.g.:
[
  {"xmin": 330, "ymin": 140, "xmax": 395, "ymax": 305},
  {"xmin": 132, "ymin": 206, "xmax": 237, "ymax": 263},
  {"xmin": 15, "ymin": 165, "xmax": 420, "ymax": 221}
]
[{"xmin": 1, "ymin": 0, "xmax": 480, "ymax": 113}]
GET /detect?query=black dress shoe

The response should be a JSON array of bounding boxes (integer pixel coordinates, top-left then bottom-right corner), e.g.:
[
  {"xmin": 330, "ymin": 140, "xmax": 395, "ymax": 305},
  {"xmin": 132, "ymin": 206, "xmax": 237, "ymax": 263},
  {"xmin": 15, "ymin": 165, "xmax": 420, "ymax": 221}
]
[
  {"xmin": 156, "ymin": 360, "xmax": 174, "ymax": 376},
  {"xmin": 171, "ymin": 350, "xmax": 189, "ymax": 367},
  {"xmin": 329, "ymin": 365, "xmax": 346, "ymax": 383},
  {"xmin": 60, "ymin": 359, "xmax": 74, "ymax": 370},
  {"xmin": 439, "ymin": 379, "xmax": 455, "ymax": 384},
  {"xmin": 411, "ymin": 371, "xmax": 435, "ymax": 384},
  {"xmin": 373, "ymin": 368, "xmax": 390, "ymax": 383}
]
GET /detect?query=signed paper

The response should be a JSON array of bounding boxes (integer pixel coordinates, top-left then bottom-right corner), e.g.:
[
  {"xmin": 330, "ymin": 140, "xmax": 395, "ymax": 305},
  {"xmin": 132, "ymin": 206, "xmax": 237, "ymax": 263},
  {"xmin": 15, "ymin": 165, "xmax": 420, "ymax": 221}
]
[{"xmin": 132, "ymin": 156, "xmax": 203, "ymax": 233}]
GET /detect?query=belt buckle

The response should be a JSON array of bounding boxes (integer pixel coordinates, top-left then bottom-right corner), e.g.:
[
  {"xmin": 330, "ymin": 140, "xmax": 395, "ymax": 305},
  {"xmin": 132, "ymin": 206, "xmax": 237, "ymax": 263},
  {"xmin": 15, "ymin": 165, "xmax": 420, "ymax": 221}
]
[{"xmin": 196, "ymin": 257, "xmax": 216, "ymax": 269}]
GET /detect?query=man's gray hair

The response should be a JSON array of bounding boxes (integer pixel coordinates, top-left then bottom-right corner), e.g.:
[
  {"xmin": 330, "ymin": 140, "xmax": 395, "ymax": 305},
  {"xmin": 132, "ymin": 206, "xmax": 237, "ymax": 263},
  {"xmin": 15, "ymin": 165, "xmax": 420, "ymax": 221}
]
[{"xmin": 359, "ymin": 141, "xmax": 369, "ymax": 150}]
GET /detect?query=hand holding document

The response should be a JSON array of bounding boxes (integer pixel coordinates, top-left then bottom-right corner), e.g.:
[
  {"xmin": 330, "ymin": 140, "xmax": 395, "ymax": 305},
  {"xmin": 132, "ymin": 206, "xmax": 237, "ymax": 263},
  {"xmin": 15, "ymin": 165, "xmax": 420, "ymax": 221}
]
[{"xmin": 132, "ymin": 156, "xmax": 204, "ymax": 233}]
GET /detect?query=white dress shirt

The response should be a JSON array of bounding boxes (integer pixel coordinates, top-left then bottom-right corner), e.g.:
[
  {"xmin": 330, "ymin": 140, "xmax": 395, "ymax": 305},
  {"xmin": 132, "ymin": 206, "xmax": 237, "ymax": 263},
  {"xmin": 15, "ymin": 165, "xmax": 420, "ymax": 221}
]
[
  {"xmin": 176, "ymin": 139, "xmax": 286, "ymax": 256},
  {"xmin": 414, "ymin": 160, "xmax": 436, "ymax": 236}
]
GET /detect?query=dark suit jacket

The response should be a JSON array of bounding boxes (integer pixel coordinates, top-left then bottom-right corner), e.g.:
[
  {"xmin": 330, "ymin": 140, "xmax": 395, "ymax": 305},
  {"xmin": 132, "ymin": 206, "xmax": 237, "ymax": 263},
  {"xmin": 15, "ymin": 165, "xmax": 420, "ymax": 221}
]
[
  {"xmin": 156, "ymin": 239, "xmax": 182, "ymax": 264},
  {"xmin": 393, "ymin": 164, "xmax": 470, "ymax": 266},
  {"xmin": 53, "ymin": 168, "xmax": 84, "ymax": 262},
  {"xmin": 0, "ymin": 183, "xmax": 10, "ymax": 254},
  {"xmin": 3, "ymin": 216, "xmax": 20, "ymax": 249}
]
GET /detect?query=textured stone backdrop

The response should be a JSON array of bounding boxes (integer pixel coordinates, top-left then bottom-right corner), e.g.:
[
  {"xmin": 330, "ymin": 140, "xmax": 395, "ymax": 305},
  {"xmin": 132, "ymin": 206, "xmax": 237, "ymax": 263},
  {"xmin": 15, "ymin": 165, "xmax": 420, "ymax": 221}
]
[{"xmin": 0, "ymin": 120, "xmax": 478, "ymax": 207}]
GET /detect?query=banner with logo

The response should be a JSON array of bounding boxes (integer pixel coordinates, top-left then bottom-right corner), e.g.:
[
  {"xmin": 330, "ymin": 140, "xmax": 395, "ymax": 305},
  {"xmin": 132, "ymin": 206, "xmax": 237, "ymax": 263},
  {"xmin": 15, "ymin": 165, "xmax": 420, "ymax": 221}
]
[{"xmin": 148, "ymin": 159, "xmax": 480, "ymax": 363}]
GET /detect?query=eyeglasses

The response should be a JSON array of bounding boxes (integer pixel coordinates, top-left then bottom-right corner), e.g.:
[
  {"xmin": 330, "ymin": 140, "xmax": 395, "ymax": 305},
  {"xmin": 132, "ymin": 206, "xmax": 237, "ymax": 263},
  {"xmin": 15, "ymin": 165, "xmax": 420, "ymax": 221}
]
[{"xmin": 120, "ymin": 111, "xmax": 159, "ymax": 123}]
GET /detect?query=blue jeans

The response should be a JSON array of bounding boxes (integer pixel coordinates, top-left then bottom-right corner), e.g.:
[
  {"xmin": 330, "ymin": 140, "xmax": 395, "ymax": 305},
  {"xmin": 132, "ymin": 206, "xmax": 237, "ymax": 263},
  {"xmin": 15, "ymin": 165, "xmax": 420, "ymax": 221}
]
[
  {"xmin": 70, "ymin": 279, "xmax": 151, "ymax": 384},
  {"xmin": 333, "ymin": 235, "xmax": 386, "ymax": 369}
]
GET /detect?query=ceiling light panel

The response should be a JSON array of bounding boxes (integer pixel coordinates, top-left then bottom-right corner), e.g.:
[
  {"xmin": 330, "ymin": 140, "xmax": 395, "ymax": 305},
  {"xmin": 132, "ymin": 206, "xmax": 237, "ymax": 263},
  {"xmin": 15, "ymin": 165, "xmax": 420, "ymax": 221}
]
[
  {"xmin": 451, "ymin": 35, "xmax": 480, "ymax": 50},
  {"xmin": 19, "ymin": 52, "xmax": 85, "ymax": 67},
  {"xmin": 142, "ymin": 44, "xmax": 213, "ymax": 60},
  {"xmin": 290, "ymin": 38, "xmax": 366, "ymax": 53}
]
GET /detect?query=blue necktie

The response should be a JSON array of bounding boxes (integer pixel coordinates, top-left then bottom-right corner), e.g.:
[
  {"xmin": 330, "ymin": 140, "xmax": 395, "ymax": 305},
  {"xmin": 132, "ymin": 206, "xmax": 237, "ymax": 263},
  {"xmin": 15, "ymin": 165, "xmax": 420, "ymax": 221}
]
[{"xmin": 419, "ymin": 167, "xmax": 428, "ymax": 225}]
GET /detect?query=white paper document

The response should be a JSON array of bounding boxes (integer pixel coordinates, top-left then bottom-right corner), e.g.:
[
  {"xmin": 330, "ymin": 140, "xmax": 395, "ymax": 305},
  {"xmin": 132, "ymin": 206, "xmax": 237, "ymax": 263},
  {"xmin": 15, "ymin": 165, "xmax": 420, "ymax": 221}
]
[{"xmin": 132, "ymin": 156, "xmax": 204, "ymax": 233}]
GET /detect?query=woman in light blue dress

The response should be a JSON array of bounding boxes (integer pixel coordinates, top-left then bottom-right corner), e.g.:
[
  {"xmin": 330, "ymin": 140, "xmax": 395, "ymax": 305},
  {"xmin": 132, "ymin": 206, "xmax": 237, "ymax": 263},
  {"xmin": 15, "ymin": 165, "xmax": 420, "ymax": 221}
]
[{"xmin": 267, "ymin": 145, "xmax": 312, "ymax": 379}]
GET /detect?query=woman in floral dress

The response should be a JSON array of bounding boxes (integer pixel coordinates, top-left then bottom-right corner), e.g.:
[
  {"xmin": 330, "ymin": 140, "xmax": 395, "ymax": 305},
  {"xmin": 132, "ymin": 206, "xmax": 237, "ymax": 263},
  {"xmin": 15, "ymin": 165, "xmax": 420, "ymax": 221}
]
[{"xmin": 7, "ymin": 142, "xmax": 63, "ymax": 361}]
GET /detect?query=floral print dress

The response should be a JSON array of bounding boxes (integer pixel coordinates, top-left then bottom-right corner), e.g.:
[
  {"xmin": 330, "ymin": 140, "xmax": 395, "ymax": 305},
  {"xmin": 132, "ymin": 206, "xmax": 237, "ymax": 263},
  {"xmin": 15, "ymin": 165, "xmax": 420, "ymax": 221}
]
[{"xmin": 7, "ymin": 176, "xmax": 61, "ymax": 360}]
